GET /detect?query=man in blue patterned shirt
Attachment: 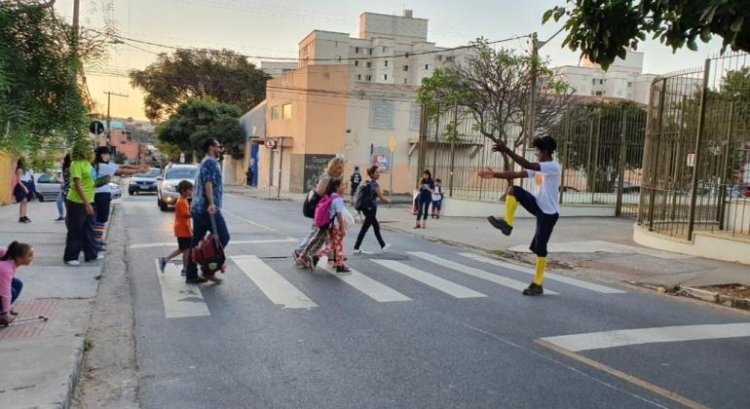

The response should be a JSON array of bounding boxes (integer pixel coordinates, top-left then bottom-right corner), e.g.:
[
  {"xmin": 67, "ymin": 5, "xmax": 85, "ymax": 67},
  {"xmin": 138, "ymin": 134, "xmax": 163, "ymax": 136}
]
[{"xmin": 185, "ymin": 138, "xmax": 230, "ymax": 284}]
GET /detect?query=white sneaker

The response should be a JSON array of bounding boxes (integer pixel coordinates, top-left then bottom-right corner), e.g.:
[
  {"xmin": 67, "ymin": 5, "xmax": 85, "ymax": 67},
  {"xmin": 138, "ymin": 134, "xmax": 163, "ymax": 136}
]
[
  {"xmin": 381, "ymin": 243, "xmax": 392, "ymax": 252},
  {"xmin": 96, "ymin": 253, "xmax": 105, "ymax": 260},
  {"xmin": 65, "ymin": 260, "xmax": 80, "ymax": 266},
  {"xmin": 352, "ymin": 249, "xmax": 362, "ymax": 255}
]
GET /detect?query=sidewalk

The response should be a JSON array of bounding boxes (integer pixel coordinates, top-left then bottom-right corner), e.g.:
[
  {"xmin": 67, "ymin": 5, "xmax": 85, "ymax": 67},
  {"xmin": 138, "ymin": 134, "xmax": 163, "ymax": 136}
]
[
  {"xmin": 228, "ymin": 185, "xmax": 750, "ymax": 290},
  {"xmin": 0, "ymin": 201, "xmax": 104, "ymax": 409}
]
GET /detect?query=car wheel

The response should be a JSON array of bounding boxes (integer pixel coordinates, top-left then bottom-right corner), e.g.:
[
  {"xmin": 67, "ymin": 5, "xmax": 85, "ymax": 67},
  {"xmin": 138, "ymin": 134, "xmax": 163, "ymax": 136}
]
[
  {"xmin": 128, "ymin": 190, "xmax": 134, "ymax": 195},
  {"xmin": 159, "ymin": 200, "xmax": 168, "ymax": 212}
]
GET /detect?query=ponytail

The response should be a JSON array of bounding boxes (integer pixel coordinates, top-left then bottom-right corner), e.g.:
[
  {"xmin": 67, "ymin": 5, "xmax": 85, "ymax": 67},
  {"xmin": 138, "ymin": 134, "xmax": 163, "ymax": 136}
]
[{"xmin": 0, "ymin": 241, "xmax": 31, "ymax": 261}]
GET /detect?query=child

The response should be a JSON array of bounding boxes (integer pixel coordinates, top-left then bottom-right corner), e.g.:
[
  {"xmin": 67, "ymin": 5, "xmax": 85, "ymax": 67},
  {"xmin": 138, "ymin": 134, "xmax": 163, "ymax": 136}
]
[
  {"xmin": 431, "ymin": 178, "xmax": 444, "ymax": 219},
  {"xmin": 0, "ymin": 241, "xmax": 34, "ymax": 325},
  {"xmin": 478, "ymin": 136, "xmax": 560, "ymax": 296},
  {"xmin": 160, "ymin": 180, "xmax": 194, "ymax": 275},
  {"xmin": 316, "ymin": 178, "xmax": 350, "ymax": 273}
]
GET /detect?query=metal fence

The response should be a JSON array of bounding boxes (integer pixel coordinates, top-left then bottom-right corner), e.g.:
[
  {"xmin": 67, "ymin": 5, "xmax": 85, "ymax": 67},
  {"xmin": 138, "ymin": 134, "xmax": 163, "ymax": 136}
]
[
  {"xmin": 416, "ymin": 102, "xmax": 647, "ymax": 216},
  {"xmin": 637, "ymin": 53, "xmax": 750, "ymax": 239}
]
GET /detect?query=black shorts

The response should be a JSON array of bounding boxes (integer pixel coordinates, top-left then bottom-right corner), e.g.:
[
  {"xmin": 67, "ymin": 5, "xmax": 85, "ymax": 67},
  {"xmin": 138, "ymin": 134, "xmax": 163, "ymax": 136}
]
[
  {"xmin": 511, "ymin": 186, "xmax": 559, "ymax": 257},
  {"xmin": 177, "ymin": 237, "xmax": 191, "ymax": 250}
]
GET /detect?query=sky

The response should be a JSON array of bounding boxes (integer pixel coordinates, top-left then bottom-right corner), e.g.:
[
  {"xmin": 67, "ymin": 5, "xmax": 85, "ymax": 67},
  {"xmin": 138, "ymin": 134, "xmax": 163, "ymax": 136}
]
[{"xmin": 53, "ymin": 0, "xmax": 726, "ymax": 121}]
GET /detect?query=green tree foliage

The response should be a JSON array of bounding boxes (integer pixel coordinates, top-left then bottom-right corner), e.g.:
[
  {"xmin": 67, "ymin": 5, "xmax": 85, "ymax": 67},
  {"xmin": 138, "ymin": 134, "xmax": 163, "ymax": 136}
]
[
  {"xmin": 545, "ymin": 1, "xmax": 750, "ymax": 70},
  {"xmin": 157, "ymin": 98, "xmax": 245, "ymax": 162},
  {"xmin": 0, "ymin": 3, "xmax": 101, "ymax": 152},
  {"xmin": 130, "ymin": 48, "xmax": 270, "ymax": 122},
  {"xmin": 554, "ymin": 102, "xmax": 647, "ymax": 192}
]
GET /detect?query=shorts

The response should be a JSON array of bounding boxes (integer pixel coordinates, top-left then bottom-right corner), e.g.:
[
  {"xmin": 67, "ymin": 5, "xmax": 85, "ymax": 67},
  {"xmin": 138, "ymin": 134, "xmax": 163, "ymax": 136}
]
[
  {"xmin": 511, "ymin": 186, "xmax": 559, "ymax": 257},
  {"xmin": 177, "ymin": 237, "xmax": 191, "ymax": 250},
  {"xmin": 432, "ymin": 199, "xmax": 442, "ymax": 210}
]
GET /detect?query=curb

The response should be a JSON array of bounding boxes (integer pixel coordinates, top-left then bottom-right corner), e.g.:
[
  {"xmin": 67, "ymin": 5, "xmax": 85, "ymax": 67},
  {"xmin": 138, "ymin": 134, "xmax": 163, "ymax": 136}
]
[{"xmin": 62, "ymin": 340, "xmax": 85, "ymax": 409}]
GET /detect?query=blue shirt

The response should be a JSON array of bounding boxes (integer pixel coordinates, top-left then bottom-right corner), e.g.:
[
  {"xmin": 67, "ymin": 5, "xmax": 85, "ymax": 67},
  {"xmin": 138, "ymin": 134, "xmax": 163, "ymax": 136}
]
[{"xmin": 191, "ymin": 156, "xmax": 223, "ymax": 215}]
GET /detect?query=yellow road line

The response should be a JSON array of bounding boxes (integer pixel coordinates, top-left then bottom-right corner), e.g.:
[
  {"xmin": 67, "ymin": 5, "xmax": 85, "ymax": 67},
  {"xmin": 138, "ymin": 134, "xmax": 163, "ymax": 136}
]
[{"xmin": 536, "ymin": 340, "xmax": 710, "ymax": 409}]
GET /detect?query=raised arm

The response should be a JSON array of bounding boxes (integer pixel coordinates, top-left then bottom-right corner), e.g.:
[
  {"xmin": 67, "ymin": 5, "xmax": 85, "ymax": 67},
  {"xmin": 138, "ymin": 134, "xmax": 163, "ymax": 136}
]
[
  {"xmin": 478, "ymin": 167, "xmax": 528, "ymax": 180},
  {"xmin": 492, "ymin": 141, "xmax": 541, "ymax": 172}
]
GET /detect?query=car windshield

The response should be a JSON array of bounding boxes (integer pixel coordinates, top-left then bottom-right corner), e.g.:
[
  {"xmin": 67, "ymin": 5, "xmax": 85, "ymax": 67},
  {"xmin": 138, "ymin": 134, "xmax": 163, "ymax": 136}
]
[
  {"xmin": 134, "ymin": 169, "xmax": 161, "ymax": 178},
  {"xmin": 166, "ymin": 167, "xmax": 197, "ymax": 180}
]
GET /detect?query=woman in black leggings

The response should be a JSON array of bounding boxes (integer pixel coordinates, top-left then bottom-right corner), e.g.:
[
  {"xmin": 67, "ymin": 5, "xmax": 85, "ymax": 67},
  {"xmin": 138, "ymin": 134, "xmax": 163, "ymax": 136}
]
[
  {"xmin": 353, "ymin": 166, "xmax": 391, "ymax": 253},
  {"xmin": 415, "ymin": 169, "xmax": 434, "ymax": 229}
]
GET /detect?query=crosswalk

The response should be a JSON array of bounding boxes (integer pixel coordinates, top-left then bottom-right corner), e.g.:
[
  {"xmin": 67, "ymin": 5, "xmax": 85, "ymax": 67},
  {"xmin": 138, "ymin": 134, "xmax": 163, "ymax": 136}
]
[{"xmin": 155, "ymin": 251, "xmax": 625, "ymax": 319}]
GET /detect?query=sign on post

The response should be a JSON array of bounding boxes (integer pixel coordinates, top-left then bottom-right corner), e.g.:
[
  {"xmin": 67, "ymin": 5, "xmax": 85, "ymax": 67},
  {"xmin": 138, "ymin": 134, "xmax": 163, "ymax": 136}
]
[
  {"xmin": 388, "ymin": 135, "xmax": 397, "ymax": 153},
  {"xmin": 687, "ymin": 153, "xmax": 696, "ymax": 167},
  {"xmin": 266, "ymin": 139, "xmax": 277, "ymax": 149}
]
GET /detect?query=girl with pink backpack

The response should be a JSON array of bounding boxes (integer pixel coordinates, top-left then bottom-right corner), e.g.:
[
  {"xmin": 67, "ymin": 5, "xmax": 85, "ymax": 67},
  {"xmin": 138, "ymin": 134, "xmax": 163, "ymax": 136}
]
[{"xmin": 314, "ymin": 178, "xmax": 351, "ymax": 273}]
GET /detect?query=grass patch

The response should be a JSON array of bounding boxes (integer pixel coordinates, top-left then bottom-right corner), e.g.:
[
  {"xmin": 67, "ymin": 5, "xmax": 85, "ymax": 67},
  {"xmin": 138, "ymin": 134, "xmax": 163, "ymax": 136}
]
[
  {"xmin": 84, "ymin": 338, "xmax": 94, "ymax": 352},
  {"xmin": 492, "ymin": 249, "xmax": 505, "ymax": 257}
]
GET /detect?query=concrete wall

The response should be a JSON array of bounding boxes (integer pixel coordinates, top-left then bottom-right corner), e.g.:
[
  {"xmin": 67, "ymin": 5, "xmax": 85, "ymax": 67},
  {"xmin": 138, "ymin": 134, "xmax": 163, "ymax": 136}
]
[
  {"xmin": 0, "ymin": 151, "xmax": 13, "ymax": 205},
  {"xmin": 634, "ymin": 225, "xmax": 750, "ymax": 265}
]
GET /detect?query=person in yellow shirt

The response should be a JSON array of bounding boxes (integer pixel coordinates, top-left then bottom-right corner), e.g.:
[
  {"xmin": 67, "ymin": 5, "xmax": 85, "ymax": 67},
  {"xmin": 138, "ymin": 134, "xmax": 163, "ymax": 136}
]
[{"xmin": 63, "ymin": 141, "xmax": 99, "ymax": 266}]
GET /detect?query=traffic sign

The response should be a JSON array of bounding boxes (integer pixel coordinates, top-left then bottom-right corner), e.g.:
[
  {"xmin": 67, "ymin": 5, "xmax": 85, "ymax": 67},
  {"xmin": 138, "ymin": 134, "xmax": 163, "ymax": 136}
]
[
  {"xmin": 388, "ymin": 135, "xmax": 397, "ymax": 153},
  {"xmin": 89, "ymin": 121, "xmax": 105, "ymax": 136},
  {"xmin": 266, "ymin": 139, "xmax": 277, "ymax": 149}
]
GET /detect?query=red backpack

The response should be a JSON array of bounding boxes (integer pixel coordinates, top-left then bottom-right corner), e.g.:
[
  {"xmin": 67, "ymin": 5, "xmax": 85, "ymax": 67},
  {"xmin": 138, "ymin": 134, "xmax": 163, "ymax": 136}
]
[{"xmin": 191, "ymin": 216, "xmax": 226, "ymax": 274}]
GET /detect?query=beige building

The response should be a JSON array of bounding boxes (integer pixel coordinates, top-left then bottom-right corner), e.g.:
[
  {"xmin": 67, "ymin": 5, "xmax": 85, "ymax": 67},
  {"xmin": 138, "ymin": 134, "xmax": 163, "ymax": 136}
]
[{"xmin": 256, "ymin": 10, "xmax": 470, "ymax": 193}]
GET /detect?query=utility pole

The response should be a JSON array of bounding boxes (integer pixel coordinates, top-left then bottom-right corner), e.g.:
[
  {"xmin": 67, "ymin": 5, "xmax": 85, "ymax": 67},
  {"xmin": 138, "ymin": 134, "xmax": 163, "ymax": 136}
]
[
  {"xmin": 103, "ymin": 92, "xmax": 128, "ymax": 144},
  {"xmin": 527, "ymin": 32, "xmax": 539, "ymax": 147}
]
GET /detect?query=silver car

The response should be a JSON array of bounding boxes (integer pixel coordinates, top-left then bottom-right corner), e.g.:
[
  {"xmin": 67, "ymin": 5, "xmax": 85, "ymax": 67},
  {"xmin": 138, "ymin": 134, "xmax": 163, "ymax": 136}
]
[
  {"xmin": 34, "ymin": 172, "xmax": 62, "ymax": 202},
  {"xmin": 157, "ymin": 164, "xmax": 198, "ymax": 211}
]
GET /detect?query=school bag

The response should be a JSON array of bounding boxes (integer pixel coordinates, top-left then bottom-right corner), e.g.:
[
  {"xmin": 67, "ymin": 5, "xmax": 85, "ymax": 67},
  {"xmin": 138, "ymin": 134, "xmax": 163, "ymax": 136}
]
[
  {"xmin": 354, "ymin": 182, "xmax": 376, "ymax": 211},
  {"xmin": 302, "ymin": 190, "xmax": 321, "ymax": 218},
  {"xmin": 314, "ymin": 193, "xmax": 339, "ymax": 228},
  {"xmin": 191, "ymin": 215, "xmax": 226, "ymax": 275}
]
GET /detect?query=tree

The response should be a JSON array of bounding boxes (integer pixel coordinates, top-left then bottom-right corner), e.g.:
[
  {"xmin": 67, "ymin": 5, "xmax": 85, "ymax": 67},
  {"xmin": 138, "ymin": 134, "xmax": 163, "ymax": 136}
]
[
  {"xmin": 418, "ymin": 39, "xmax": 572, "ymax": 170},
  {"xmin": 157, "ymin": 98, "xmax": 245, "ymax": 162},
  {"xmin": 554, "ymin": 102, "xmax": 647, "ymax": 192},
  {"xmin": 545, "ymin": 1, "xmax": 750, "ymax": 70},
  {"xmin": 130, "ymin": 48, "xmax": 270, "ymax": 122},
  {"xmin": 0, "ymin": 3, "xmax": 103, "ymax": 152}
]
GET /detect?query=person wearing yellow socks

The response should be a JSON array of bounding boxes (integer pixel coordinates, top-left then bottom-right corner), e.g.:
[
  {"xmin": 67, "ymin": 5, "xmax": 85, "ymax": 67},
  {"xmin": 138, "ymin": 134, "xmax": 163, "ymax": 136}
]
[{"xmin": 478, "ymin": 136, "xmax": 560, "ymax": 296}]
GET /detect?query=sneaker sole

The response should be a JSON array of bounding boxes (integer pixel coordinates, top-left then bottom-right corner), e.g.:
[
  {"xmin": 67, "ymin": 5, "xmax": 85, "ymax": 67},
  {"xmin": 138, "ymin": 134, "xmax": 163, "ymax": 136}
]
[{"xmin": 487, "ymin": 217, "xmax": 512, "ymax": 236}]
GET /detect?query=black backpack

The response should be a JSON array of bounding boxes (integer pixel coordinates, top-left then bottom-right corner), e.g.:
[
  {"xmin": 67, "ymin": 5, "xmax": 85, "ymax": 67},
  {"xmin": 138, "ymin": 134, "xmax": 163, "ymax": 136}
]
[
  {"xmin": 354, "ymin": 182, "xmax": 376, "ymax": 211},
  {"xmin": 302, "ymin": 190, "xmax": 321, "ymax": 218}
]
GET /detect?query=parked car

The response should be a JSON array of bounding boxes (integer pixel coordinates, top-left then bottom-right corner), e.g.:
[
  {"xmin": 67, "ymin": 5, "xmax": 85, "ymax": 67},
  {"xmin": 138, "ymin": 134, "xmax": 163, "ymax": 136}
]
[
  {"xmin": 157, "ymin": 164, "xmax": 199, "ymax": 211},
  {"xmin": 34, "ymin": 172, "xmax": 62, "ymax": 202},
  {"xmin": 128, "ymin": 168, "xmax": 161, "ymax": 195},
  {"xmin": 109, "ymin": 182, "xmax": 122, "ymax": 200}
]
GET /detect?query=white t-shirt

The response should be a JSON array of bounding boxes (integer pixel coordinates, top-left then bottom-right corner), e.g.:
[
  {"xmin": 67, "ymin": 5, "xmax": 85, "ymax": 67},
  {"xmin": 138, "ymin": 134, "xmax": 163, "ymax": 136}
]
[
  {"xmin": 525, "ymin": 161, "xmax": 561, "ymax": 215},
  {"xmin": 432, "ymin": 186, "xmax": 444, "ymax": 202},
  {"xmin": 328, "ymin": 195, "xmax": 345, "ymax": 226},
  {"xmin": 94, "ymin": 163, "xmax": 119, "ymax": 194},
  {"xmin": 20, "ymin": 171, "xmax": 33, "ymax": 183}
]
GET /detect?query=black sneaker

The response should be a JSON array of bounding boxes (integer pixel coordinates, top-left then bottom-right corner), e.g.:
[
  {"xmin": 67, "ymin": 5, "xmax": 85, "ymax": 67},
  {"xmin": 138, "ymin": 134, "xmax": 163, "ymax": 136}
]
[
  {"xmin": 522, "ymin": 283, "xmax": 544, "ymax": 296},
  {"xmin": 487, "ymin": 216, "xmax": 512, "ymax": 236},
  {"xmin": 185, "ymin": 276, "xmax": 208, "ymax": 284},
  {"xmin": 311, "ymin": 256, "xmax": 320, "ymax": 269},
  {"xmin": 336, "ymin": 266, "xmax": 351, "ymax": 274}
]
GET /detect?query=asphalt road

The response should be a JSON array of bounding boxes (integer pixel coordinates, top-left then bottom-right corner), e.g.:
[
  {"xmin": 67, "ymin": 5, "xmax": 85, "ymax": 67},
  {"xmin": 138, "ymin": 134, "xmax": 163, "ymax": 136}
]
[{"xmin": 120, "ymin": 192, "xmax": 750, "ymax": 409}]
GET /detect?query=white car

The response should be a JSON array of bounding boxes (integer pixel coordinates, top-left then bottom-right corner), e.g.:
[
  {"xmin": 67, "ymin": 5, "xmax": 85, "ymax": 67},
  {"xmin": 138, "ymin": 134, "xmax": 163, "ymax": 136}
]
[
  {"xmin": 34, "ymin": 172, "xmax": 62, "ymax": 202},
  {"xmin": 157, "ymin": 164, "xmax": 198, "ymax": 211}
]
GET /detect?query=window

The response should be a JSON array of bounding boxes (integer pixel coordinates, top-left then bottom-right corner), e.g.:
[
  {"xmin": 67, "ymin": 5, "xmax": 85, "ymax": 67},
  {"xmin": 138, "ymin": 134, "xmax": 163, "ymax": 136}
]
[
  {"xmin": 382, "ymin": 46, "xmax": 387, "ymax": 52},
  {"xmin": 409, "ymin": 103, "xmax": 421, "ymax": 131},
  {"xmin": 384, "ymin": 74, "xmax": 388, "ymax": 80},
  {"xmin": 334, "ymin": 41, "xmax": 339, "ymax": 47},
  {"xmin": 271, "ymin": 105, "xmax": 281, "ymax": 120},
  {"xmin": 438, "ymin": 55, "xmax": 443, "ymax": 61},
  {"xmin": 595, "ymin": 91, "xmax": 603, "ymax": 96},
  {"xmin": 354, "ymin": 60, "xmax": 359, "ymax": 67},
  {"xmin": 355, "ymin": 47, "xmax": 360, "ymax": 54},
  {"xmin": 627, "ymin": 82, "xmax": 633, "ymax": 87},
  {"xmin": 592, "ymin": 79, "xmax": 596, "ymax": 85},
  {"xmin": 366, "ymin": 75, "xmax": 372, "ymax": 81},
  {"xmin": 384, "ymin": 60, "xmax": 389, "ymax": 67},
  {"xmin": 370, "ymin": 100, "xmax": 395, "ymax": 130},
  {"xmin": 369, "ymin": 48, "xmax": 373, "ymax": 55},
  {"xmin": 600, "ymin": 79, "xmax": 604, "ymax": 85},
  {"xmin": 403, "ymin": 65, "xmax": 409, "ymax": 71},
  {"xmin": 366, "ymin": 62, "xmax": 372, "ymax": 68},
  {"xmin": 282, "ymin": 103, "xmax": 292, "ymax": 119},
  {"xmin": 403, "ymin": 78, "xmax": 408, "ymax": 84},
  {"xmin": 357, "ymin": 74, "xmax": 362, "ymax": 81},
  {"xmin": 425, "ymin": 64, "xmax": 429, "ymax": 70}
]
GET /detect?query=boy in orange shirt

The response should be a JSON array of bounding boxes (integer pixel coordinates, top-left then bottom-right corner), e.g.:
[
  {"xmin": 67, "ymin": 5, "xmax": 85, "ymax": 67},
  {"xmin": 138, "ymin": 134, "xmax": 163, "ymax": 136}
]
[{"xmin": 160, "ymin": 181, "xmax": 193, "ymax": 275}]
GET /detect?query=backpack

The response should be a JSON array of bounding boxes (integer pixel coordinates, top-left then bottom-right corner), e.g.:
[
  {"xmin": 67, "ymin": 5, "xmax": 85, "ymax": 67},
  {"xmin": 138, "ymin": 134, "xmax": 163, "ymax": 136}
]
[
  {"xmin": 314, "ymin": 193, "xmax": 339, "ymax": 228},
  {"xmin": 354, "ymin": 182, "xmax": 375, "ymax": 211},
  {"xmin": 302, "ymin": 190, "xmax": 321, "ymax": 218},
  {"xmin": 191, "ymin": 216, "xmax": 226, "ymax": 275}
]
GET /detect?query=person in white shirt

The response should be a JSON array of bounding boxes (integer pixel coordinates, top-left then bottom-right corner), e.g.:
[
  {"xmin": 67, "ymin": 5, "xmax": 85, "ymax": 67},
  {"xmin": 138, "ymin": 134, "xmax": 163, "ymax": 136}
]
[
  {"xmin": 431, "ymin": 178, "xmax": 445, "ymax": 219},
  {"xmin": 478, "ymin": 136, "xmax": 560, "ymax": 296},
  {"xmin": 92, "ymin": 147, "xmax": 147, "ymax": 250}
]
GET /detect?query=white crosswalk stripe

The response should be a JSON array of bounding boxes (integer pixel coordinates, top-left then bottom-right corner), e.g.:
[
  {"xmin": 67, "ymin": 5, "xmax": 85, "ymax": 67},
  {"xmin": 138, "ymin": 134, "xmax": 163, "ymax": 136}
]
[
  {"xmin": 408, "ymin": 252, "xmax": 558, "ymax": 295},
  {"xmin": 231, "ymin": 255, "xmax": 318, "ymax": 310},
  {"xmin": 372, "ymin": 260, "xmax": 487, "ymax": 299},
  {"xmin": 319, "ymin": 258, "xmax": 411, "ymax": 303},
  {"xmin": 154, "ymin": 259, "xmax": 211, "ymax": 319},
  {"xmin": 458, "ymin": 253, "xmax": 626, "ymax": 294}
]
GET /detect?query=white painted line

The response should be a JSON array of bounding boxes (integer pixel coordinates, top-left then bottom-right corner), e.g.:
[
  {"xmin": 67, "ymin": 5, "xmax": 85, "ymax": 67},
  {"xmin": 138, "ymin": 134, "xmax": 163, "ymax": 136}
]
[
  {"xmin": 458, "ymin": 253, "xmax": 626, "ymax": 294},
  {"xmin": 154, "ymin": 259, "xmax": 211, "ymax": 319},
  {"xmin": 372, "ymin": 259, "xmax": 487, "ymax": 299},
  {"xmin": 320, "ymin": 258, "xmax": 411, "ymax": 303},
  {"xmin": 130, "ymin": 238, "xmax": 296, "ymax": 249},
  {"xmin": 223, "ymin": 210, "xmax": 276, "ymax": 232},
  {"xmin": 408, "ymin": 252, "xmax": 558, "ymax": 295},
  {"xmin": 541, "ymin": 323, "xmax": 750, "ymax": 352},
  {"xmin": 231, "ymin": 255, "xmax": 317, "ymax": 310}
]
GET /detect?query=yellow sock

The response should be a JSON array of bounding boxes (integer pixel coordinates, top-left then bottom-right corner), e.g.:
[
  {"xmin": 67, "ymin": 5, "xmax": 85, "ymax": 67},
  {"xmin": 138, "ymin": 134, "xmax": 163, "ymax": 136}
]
[
  {"xmin": 533, "ymin": 257, "xmax": 547, "ymax": 286},
  {"xmin": 505, "ymin": 195, "xmax": 518, "ymax": 226}
]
